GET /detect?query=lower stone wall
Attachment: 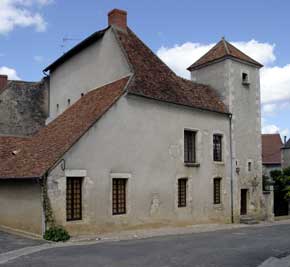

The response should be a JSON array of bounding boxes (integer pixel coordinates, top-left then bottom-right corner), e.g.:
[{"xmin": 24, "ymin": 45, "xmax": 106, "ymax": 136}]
[{"xmin": 0, "ymin": 179, "xmax": 43, "ymax": 235}]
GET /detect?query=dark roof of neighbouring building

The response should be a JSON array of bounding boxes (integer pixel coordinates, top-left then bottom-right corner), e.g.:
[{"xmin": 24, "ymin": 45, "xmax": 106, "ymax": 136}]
[
  {"xmin": 262, "ymin": 134, "xmax": 283, "ymax": 165},
  {"xmin": 187, "ymin": 38, "xmax": 263, "ymax": 71},
  {"xmin": 115, "ymin": 28, "xmax": 228, "ymax": 114},
  {"xmin": 0, "ymin": 77, "xmax": 129, "ymax": 179}
]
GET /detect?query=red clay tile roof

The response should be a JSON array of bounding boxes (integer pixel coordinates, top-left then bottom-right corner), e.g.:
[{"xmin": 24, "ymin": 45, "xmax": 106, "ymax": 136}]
[
  {"xmin": 0, "ymin": 136, "xmax": 29, "ymax": 160},
  {"xmin": 187, "ymin": 38, "xmax": 263, "ymax": 71},
  {"xmin": 0, "ymin": 77, "xmax": 129, "ymax": 179},
  {"xmin": 115, "ymin": 28, "xmax": 228, "ymax": 114},
  {"xmin": 262, "ymin": 134, "xmax": 283, "ymax": 165}
]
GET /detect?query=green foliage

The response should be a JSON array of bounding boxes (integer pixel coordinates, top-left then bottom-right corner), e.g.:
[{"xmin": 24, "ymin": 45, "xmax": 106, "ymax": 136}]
[
  {"xmin": 270, "ymin": 168, "xmax": 290, "ymax": 200},
  {"xmin": 44, "ymin": 226, "xmax": 70, "ymax": 242}
]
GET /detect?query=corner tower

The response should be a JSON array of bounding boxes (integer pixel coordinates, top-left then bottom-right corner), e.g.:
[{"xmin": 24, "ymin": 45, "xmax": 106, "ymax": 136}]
[{"xmin": 188, "ymin": 38, "xmax": 266, "ymax": 221}]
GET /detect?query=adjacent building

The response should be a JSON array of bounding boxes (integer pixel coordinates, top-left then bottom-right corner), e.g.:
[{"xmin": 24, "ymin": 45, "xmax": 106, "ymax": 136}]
[{"xmin": 262, "ymin": 134, "xmax": 283, "ymax": 176}]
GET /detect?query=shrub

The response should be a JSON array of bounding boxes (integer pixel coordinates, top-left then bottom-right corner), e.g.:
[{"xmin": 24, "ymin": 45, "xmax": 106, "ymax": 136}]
[{"xmin": 44, "ymin": 226, "xmax": 70, "ymax": 242}]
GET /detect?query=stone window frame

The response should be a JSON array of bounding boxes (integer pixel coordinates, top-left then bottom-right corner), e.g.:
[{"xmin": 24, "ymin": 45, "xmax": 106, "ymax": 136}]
[
  {"xmin": 183, "ymin": 128, "xmax": 201, "ymax": 167},
  {"xmin": 64, "ymin": 169, "xmax": 87, "ymax": 224},
  {"xmin": 109, "ymin": 173, "xmax": 132, "ymax": 218},
  {"xmin": 175, "ymin": 175, "xmax": 192, "ymax": 210},
  {"xmin": 212, "ymin": 131, "xmax": 225, "ymax": 165}
]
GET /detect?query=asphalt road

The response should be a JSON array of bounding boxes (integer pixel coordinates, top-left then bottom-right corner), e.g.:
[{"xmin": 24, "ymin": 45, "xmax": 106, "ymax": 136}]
[
  {"xmin": 3, "ymin": 224, "xmax": 290, "ymax": 267},
  {"xmin": 0, "ymin": 231, "xmax": 44, "ymax": 254}
]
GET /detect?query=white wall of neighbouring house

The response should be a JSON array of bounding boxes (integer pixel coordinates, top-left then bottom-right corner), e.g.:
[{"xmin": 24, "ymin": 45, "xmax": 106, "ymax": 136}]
[
  {"xmin": 47, "ymin": 27, "xmax": 131, "ymax": 123},
  {"xmin": 0, "ymin": 179, "xmax": 43, "ymax": 236},
  {"xmin": 46, "ymin": 95, "xmax": 232, "ymax": 235}
]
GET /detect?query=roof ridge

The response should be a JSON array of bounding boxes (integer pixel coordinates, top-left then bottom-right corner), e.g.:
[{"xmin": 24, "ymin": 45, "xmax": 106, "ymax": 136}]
[{"xmin": 222, "ymin": 37, "xmax": 230, "ymax": 54}]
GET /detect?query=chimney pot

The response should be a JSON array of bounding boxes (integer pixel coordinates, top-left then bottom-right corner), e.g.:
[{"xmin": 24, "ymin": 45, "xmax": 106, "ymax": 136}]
[
  {"xmin": 284, "ymin": 136, "xmax": 287, "ymax": 145},
  {"xmin": 0, "ymin": 75, "xmax": 8, "ymax": 91},
  {"xmin": 108, "ymin": 9, "xmax": 127, "ymax": 31}
]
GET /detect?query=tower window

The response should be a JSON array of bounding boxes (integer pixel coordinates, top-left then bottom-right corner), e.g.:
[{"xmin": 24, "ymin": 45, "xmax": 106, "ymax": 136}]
[
  {"xmin": 248, "ymin": 161, "xmax": 252, "ymax": 172},
  {"xmin": 68, "ymin": 99, "xmax": 71, "ymax": 105},
  {"xmin": 242, "ymin": 72, "xmax": 250, "ymax": 85}
]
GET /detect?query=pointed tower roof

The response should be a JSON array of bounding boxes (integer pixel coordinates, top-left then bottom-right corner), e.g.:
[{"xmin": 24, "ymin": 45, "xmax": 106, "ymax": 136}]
[{"xmin": 187, "ymin": 37, "xmax": 263, "ymax": 71}]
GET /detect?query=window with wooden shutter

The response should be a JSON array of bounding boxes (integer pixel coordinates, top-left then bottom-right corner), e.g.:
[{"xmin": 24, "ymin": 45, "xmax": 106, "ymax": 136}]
[
  {"xmin": 112, "ymin": 179, "xmax": 127, "ymax": 215},
  {"xmin": 213, "ymin": 134, "xmax": 222, "ymax": 162},
  {"xmin": 184, "ymin": 130, "xmax": 196, "ymax": 163},
  {"xmin": 66, "ymin": 177, "xmax": 82, "ymax": 221},
  {"xmin": 213, "ymin": 178, "xmax": 222, "ymax": 204},
  {"xmin": 178, "ymin": 178, "xmax": 187, "ymax": 207}
]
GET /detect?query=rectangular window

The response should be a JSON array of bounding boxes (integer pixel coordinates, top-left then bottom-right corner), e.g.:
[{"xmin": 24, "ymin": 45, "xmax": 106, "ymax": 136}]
[
  {"xmin": 184, "ymin": 130, "xmax": 196, "ymax": 163},
  {"xmin": 66, "ymin": 177, "xmax": 82, "ymax": 221},
  {"xmin": 213, "ymin": 178, "xmax": 222, "ymax": 204},
  {"xmin": 213, "ymin": 134, "xmax": 222, "ymax": 162},
  {"xmin": 112, "ymin": 179, "xmax": 127, "ymax": 215},
  {"xmin": 248, "ymin": 162, "xmax": 252, "ymax": 172},
  {"xmin": 178, "ymin": 178, "xmax": 187, "ymax": 207}
]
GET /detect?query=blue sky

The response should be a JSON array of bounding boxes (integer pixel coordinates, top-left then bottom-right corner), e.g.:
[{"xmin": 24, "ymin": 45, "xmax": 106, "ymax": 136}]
[{"xmin": 0, "ymin": 0, "xmax": 289, "ymax": 137}]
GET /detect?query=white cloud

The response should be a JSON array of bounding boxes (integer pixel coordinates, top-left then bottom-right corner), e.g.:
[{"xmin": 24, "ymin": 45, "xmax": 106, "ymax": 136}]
[
  {"xmin": 262, "ymin": 123, "xmax": 289, "ymax": 138},
  {"xmin": 262, "ymin": 124, "xmax": 280, "ymax": 134},
  {"xmin": 260, "ymin": 65, "xmax": 290, "ymax": 104},
  {"xmin": 0, "ymin": 66, "xmax": 21, "ymax": 80},
  {"xmin": 157, "ymin": 39, "xmax": 290, "ymax": 107},
  {"xmin": 0, "ymin": 0, "xmax": 52, "ymax": 34}
]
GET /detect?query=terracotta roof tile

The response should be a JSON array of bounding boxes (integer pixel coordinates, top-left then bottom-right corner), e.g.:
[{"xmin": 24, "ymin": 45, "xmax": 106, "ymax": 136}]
[
  {"xmin": 0, "ymin": 77, "xmax": 129, "ymax": 179},
  {"xmin": 262, "ymin": 134, "xmax": 283, "ymax": 164},
  {"xmin": 115, "ymin": 28, "xmax": 228, "ymax": 114},
  {"xmin": 188, "ymin": 38, "xmax": 263, "ymax": 71}
]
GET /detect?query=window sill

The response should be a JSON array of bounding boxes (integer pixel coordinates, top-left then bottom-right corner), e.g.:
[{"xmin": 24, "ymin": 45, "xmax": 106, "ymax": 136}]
[
  {"xmin": 184, "ymin": 162, "xmax": 200, "ymax": 168},
  {"xmin": 214, "ymin": 161, "xmax": 225, "ymax": 165}
]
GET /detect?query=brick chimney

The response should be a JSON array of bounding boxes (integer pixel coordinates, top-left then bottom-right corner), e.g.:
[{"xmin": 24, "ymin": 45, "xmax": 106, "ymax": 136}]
[
  {"xmin": 108, "ymin": 9, "xmax": 127, "ymax": 31},
  {"xmin": 0, "ymin": 75, "xmax": 8, "ymax": 91}
]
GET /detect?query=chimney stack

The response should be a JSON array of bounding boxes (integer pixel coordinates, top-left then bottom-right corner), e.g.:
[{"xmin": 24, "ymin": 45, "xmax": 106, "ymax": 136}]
[
  {"xmin": 108, "ymin": 9, "xmax": 127, "ymax": 31},
  {"xmin": 0, "ymin": 75, "xmax": 8, "ymax": 91}
]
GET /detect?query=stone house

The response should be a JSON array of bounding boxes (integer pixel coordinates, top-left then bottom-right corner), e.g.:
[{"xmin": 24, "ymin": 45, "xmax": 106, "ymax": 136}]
[{"xmin": 0, "ymin": 9, "xmax": 272, "ymax": 236}]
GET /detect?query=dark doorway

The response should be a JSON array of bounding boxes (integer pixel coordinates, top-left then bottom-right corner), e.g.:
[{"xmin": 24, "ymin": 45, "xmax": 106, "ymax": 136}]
[
  {"xmin": 241, "ymin": 189, "xmax": 248, "ymax": 215},
  {"xmin": 274, "ymin": 191, "xmax": 289, "ymax": 216}
]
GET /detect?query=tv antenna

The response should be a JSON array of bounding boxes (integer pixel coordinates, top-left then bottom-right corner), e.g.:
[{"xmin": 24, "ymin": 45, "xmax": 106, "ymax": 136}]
[{"xmin": 61, "ymin": 37, "xmax": 81, "ymax": 54}]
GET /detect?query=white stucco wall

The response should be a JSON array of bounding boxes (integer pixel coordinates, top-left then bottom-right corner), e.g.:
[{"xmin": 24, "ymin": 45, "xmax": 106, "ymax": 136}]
[
  {"xmin": 0, "ymin": 180, "xmax": 42, "ymax": 235},
  {"xmin": 47, "ymin": 28, "xmax": 131, "ymax": 122},
  {"xmin": 47, "ymin": 96, "xmax": 232, "ymax": 235},
  {"xmin": 191, "ymin": 59, "xmax": 265, "ymax": 220}
]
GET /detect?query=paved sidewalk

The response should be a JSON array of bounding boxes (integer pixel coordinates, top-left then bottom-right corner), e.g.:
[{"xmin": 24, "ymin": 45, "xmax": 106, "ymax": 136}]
[{"xmin": 68, "ymin": 220, "xmax": 290, "ymax": 245}]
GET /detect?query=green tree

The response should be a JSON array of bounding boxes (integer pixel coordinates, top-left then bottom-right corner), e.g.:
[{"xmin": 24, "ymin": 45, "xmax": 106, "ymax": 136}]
[{"xmin": 270, "ymin": 167, "xmax": 290, "ymax": 199}]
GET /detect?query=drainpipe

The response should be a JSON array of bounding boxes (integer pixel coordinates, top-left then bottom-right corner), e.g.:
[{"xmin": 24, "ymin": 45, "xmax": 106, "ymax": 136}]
[{"xmin": 229, "ymin": 114, "xmax": 234, "ymax": 223}]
